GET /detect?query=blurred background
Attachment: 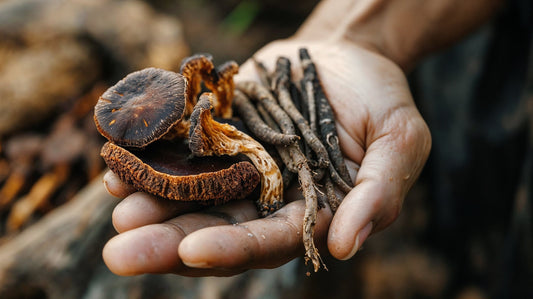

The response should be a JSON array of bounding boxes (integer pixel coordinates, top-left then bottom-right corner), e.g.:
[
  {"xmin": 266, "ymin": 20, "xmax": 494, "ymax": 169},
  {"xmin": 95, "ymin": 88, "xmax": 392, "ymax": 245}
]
[{"xmin": 0, "ymin": 0, "xmax": 531, "ymax": 298}]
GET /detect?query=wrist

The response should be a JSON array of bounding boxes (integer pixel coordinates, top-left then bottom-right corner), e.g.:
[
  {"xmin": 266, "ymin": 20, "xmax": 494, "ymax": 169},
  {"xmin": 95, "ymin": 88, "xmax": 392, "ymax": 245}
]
[
  {"xmin": 294, "ymin": 0, "xmax": 420, "ymax": 71},
  {"xmin": 335, "ymin": 0, "xmax": 427, "ymax": 72},
  {"xmin": 295, "ymin": 0, "xmax": 504, "ymax": 72}
]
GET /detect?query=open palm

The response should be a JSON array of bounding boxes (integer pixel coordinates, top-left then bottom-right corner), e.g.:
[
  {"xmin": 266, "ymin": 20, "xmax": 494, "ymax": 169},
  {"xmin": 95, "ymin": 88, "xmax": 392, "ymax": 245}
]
[{"xmin": 102, "ymin": 38, "xmax": 431, "ymax": 276}]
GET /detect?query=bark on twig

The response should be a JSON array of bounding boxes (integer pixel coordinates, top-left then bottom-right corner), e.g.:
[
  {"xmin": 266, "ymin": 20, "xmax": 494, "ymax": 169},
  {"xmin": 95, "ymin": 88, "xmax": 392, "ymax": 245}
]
[
  {"xmin": 299, "ymin": 48, "xmax": 353, "ymax": 188},
  {"xmin": 272, "ymin": 58, "xmax": 329, "ymax": 169},
  {"xmin": 233, "ymin": 90, "xmax": 299, "ymax": 146},
  {"xmin": 237, "ymin": 81, "xmax": 297, "ymax": 136}
]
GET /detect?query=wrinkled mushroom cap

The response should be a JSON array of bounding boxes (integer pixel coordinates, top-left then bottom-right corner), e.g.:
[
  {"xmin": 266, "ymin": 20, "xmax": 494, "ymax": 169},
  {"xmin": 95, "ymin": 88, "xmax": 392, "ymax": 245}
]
[
  {"xmin": 101, "ymin": 140, "xmax": 260, "ymax": 204},
  {"xmin": 94, "ymin": 67, "xmax": 187, "ymax": 148}
]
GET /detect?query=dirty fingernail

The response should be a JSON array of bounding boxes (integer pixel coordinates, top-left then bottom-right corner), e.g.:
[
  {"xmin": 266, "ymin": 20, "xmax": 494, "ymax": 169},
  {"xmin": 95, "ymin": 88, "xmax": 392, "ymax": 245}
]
[
  {"xmin": 340, "ymin": 221, "xmax": 373, "ymax": 260},
  {"xmin": 103, "ymin": 171, "xmax": 136, "ymax": 198}
]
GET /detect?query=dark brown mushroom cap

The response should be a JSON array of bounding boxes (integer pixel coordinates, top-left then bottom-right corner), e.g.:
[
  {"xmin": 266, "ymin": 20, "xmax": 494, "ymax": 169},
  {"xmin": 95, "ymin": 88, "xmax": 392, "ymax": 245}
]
[
  {"xmin": 94, "ymin": 67, "xmax": 187, "ymax": 148},
  {"xmin": 100, "ymin": 140, "xmax": 260, "ymax": 204}
]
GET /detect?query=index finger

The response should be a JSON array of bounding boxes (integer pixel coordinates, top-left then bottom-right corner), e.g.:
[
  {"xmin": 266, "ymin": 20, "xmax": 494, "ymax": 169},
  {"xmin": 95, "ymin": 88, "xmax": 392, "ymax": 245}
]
[{"xmin": 178, "ymin": 200, "xmax": 332, "ymax": 270}]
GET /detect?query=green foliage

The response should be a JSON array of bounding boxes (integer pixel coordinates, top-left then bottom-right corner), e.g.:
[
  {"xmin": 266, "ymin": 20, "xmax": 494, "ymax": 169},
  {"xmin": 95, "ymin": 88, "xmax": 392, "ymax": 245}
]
[{"xmin": 221, "ymin": 0, "xmax": 261, "ymax": 36}]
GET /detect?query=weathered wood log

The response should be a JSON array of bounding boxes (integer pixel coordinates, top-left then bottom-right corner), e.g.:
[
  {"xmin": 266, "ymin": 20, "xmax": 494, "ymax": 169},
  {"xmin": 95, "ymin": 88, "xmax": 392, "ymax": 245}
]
[
  {"xmin": 0, "ymin": 38, "xmax": 100, "ymax": 137},
  {"xmin": 0, "ymin": 172, "xmax": 119, "ymax": 298},
  {"xmin": 0, "ymin": 0, "xmax": 189, "ymax": 136}
]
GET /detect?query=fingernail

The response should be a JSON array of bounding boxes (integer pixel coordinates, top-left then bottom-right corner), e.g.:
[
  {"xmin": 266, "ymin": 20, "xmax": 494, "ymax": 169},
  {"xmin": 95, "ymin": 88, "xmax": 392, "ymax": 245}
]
[
  {"xmin": 182, "ymin": 260, "xmax": 211, "ymax": 269},
  {"xmin": 340, "ymin": 221, "xmax": 373, "ymax": 260},
  {"xmin": 179, "ymin": 240, "xmax": 213, "ymax": 269},
  {"xmin": 102, "ymin": 172, "xmax": 114, "ymax": 195}
]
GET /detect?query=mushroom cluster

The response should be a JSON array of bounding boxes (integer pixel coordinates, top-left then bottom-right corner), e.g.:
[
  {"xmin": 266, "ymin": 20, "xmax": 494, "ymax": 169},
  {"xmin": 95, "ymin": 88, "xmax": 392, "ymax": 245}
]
[{"xmin": 94, "ymin": 55, "xmax": 283, "ymax": 210}]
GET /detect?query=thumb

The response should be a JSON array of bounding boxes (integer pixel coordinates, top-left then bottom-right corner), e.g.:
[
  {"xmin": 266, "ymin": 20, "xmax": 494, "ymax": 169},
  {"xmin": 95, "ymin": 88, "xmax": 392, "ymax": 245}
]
[{"xmin": 328, "ymin": 113, "xmax": 431, "ymax": 260}]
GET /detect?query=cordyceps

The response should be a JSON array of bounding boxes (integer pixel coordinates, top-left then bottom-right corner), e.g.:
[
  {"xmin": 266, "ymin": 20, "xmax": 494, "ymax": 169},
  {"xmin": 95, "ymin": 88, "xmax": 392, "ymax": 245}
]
[{"xmin": 93, "ymin": 49, "xmax": 355, "ymax": 273}]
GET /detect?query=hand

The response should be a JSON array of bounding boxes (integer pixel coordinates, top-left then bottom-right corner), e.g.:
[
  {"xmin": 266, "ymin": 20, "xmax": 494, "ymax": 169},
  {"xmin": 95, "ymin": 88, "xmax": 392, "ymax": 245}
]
[{"xmin": 102, "ymin": 38, "xmax": 431, "ymax": 276}]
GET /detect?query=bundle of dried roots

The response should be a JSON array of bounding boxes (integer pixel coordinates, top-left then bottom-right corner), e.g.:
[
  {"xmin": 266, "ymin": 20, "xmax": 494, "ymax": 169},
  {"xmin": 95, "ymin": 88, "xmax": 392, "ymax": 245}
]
[
  {"xmin": 95, "ymin": 49, "xmax": 355, "ymax": 273},
  {"xmin": 234, "ymin": 48, "xmax": 354, "ymax": 272}
]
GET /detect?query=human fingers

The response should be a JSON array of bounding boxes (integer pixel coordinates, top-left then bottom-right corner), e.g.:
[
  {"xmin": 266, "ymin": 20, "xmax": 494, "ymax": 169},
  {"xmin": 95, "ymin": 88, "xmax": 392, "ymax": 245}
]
[
  {"xmin": 103, "ymin": 170, "xmax": 137, "ymax": 198},
  {"xmin": 103, "ymin": 200, "xmax": 261, "ymax": 276},
  {"xmin": 328, "ymin": 108, "xmax": 431, "ymax": 260},
  {"xmin": 178, "ymin": 200, "xmax": 332, "ymax": 271},
  {"xmin": 111, "ymin": 192, "xmax": 202, "ymax": 233}
]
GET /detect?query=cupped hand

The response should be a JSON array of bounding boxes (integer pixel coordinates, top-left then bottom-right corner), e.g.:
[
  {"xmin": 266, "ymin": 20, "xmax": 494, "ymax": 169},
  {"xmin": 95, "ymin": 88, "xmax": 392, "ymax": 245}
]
[{"xmin": 102, "ymin": 38, "xmax": 431, "ymax": 276}]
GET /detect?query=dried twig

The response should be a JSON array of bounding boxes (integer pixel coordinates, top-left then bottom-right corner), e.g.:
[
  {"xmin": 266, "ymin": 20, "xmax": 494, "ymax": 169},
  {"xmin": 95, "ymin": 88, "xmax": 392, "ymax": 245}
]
[
  {"xmin": 0, "ymin": 134, "xmax": 43, "ymax": 209},
  {"xmin": 272, "ymin": 57, "xmax": 329, "ymax": 169},
  {"xmin": 255, "ymin": 102, "xmax": 295, "ymax": 187},
  {"xmin": 7, "ymin": 163, "xmax": 70, "ymax": 231},
  {"xmin": 299, "ymin": 48, "xmax": 353, "ymax": 187},
  {"xmin": 324, "ymin": 176, "xmax": 342, "ymax": 213},
  {"xmin": 237, "ymin": 81, "xmax": 297, "ymax": 136},
  {"xmin": 252, "ymin": 58, "xmax": 272, "ymax": 89},
  {"xmin": 233, "ymin": 89, "xmax": 299, "ymax": 146},
  {"xmin": 301, "ymin": 76, "xmax": 317, "ymax": 134}
]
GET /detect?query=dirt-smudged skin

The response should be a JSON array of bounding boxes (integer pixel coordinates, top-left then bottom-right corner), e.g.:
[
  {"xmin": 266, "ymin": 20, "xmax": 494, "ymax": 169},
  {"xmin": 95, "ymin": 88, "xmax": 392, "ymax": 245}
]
[{"xmin": 101, "ymin": 142, "xmax": 260, "ymax": 205}]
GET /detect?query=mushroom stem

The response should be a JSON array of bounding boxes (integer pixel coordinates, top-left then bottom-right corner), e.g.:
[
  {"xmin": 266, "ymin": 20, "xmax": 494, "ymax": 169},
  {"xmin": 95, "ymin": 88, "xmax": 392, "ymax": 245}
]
[{"xmin": 189, "ymin": 93, "xmax": 284, "ymax": 215}]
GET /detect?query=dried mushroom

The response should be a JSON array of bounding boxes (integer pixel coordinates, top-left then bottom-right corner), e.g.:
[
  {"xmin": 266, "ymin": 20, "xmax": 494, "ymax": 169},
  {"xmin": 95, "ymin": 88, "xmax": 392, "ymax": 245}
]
[
  {"xmin": 94, "ymin": 58, "xmax": 265, "ymax": 206},
  {"xmin": 101, "ymin": 140, "xmax": 259, "ymax": 204},
  {"xmin": 179, "ymin": 54, "xmax": 238, "ymax": 119},
  {"xmin": 94, "ymin": 67, "xmax": 187, "ymax": 148},
  {"xmin": 188, "ymin": 93, "xmax": 283, "ymax": 214}
]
